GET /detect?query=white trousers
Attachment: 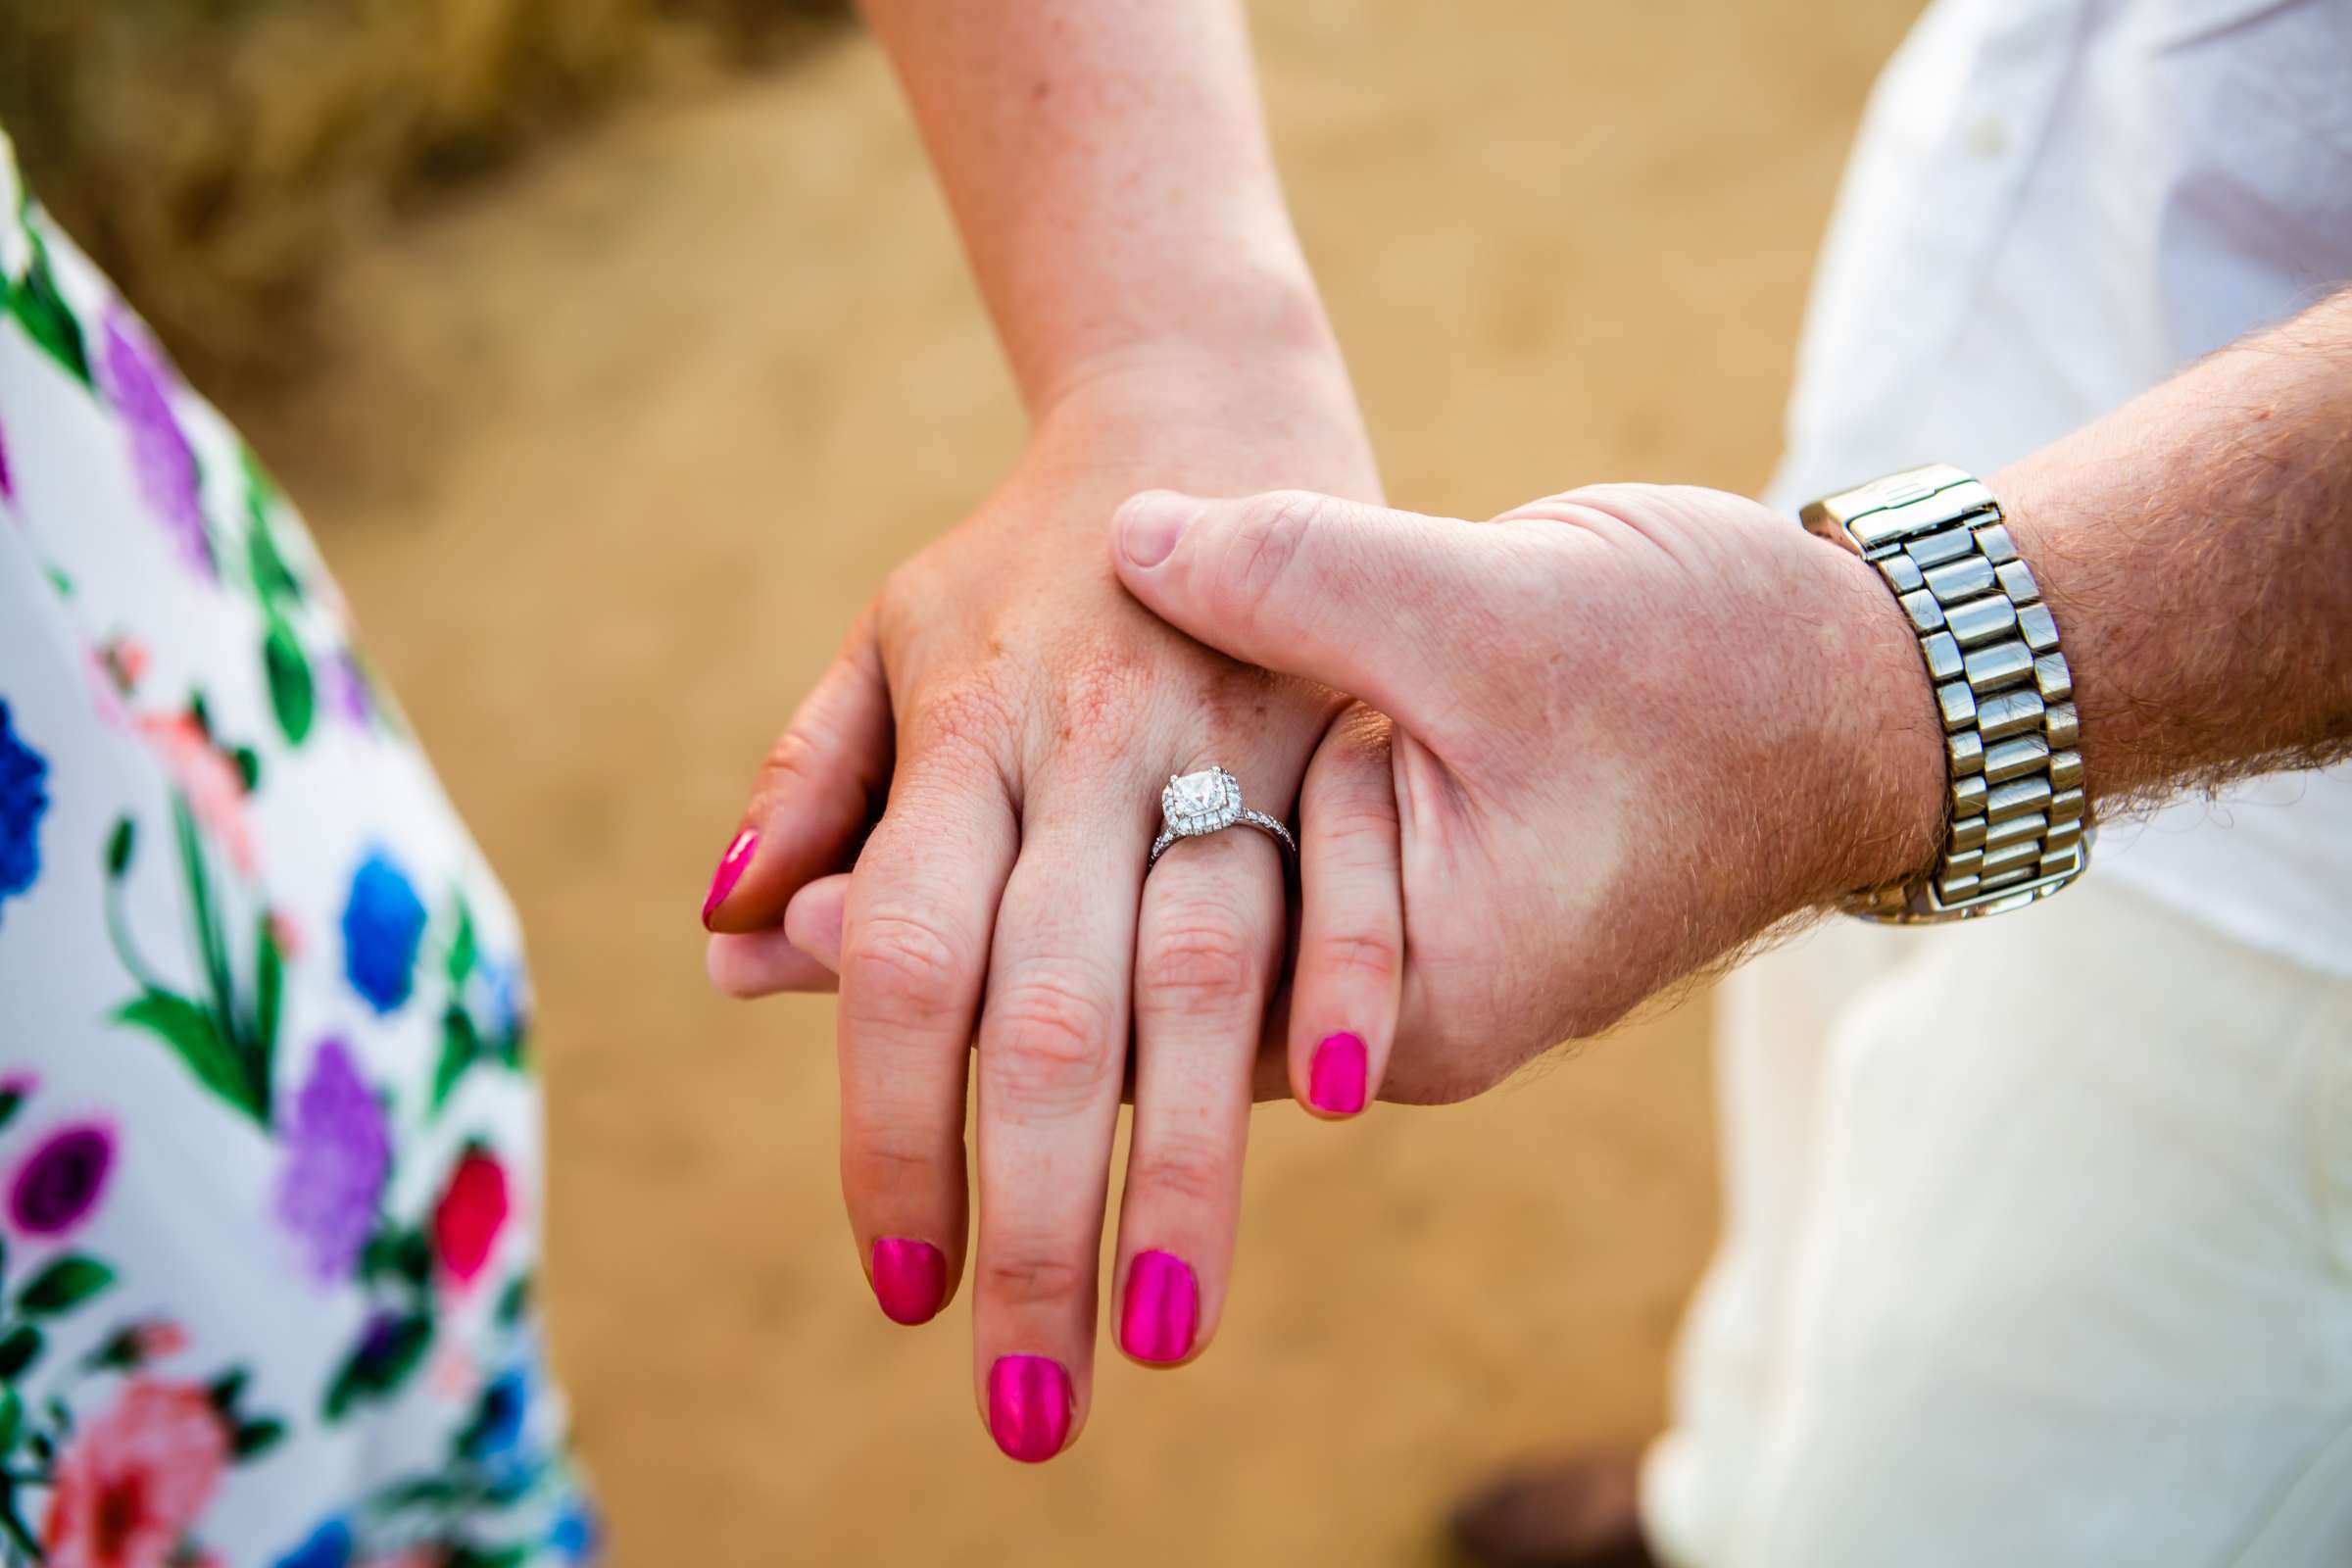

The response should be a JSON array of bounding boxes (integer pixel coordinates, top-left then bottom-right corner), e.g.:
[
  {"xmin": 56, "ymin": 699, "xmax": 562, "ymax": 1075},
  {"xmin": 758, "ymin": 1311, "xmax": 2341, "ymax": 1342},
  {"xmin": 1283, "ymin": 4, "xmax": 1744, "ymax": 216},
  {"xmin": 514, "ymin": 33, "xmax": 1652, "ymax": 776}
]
[{"xmin": 1642, "ymin": 879, "xmax": 2352, "ymax": 1567}]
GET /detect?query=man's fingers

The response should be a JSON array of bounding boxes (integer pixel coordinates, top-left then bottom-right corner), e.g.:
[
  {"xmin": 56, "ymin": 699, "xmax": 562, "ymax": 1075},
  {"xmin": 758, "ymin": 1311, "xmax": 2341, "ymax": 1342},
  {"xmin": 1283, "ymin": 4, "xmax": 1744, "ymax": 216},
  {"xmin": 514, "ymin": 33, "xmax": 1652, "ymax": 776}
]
[
  {"xmin": 835, "ymin": 749, "xmax": 1016, "ymax": 1331},
  {"xmin": 1109, "ymin": 488, "xmax": 1483, "ymax": 725},
  {"xmin": 1287, "ymin": 705, "xmax": 1402, "ymax": 1117},
  {"xmin": 703, "ymin": 613, "xmax": 893, "ymax": 934}
]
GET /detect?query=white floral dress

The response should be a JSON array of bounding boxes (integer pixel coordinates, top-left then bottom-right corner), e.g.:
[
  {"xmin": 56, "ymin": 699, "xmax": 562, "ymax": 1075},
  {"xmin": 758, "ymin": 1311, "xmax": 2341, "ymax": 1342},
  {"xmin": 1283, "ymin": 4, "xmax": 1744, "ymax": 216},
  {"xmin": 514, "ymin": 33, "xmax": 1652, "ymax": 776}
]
[{"xmin": 0, "ymin": 128, "xmax": 596, "ymax": 1568}]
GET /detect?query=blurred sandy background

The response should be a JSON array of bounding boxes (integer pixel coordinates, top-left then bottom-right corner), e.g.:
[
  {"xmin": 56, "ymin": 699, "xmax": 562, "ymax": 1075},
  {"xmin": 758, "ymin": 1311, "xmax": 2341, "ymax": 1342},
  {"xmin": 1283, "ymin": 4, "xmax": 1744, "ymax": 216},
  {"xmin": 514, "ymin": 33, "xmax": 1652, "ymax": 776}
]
[{"xmin": 10, "ymin": 0, "xmax": 1922, "ymax": 1560}]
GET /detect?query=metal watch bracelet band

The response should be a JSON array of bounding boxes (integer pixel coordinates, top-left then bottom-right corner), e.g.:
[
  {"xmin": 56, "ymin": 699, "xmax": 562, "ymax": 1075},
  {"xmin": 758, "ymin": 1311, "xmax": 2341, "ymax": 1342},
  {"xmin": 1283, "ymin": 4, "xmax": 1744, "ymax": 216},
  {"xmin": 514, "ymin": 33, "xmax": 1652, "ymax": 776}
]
[{"xmin": 1800, "ymin": 464, "xmax": 2092, "ymax": 922}]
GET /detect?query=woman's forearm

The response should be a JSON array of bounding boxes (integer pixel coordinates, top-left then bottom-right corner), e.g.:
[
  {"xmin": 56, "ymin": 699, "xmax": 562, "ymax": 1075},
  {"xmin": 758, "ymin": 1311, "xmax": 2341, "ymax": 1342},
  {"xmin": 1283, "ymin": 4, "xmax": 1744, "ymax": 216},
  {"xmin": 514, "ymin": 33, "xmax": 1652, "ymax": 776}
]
[{"xmin": 861, "ymin": 0, "xmax": 1354, "ymax": 420}]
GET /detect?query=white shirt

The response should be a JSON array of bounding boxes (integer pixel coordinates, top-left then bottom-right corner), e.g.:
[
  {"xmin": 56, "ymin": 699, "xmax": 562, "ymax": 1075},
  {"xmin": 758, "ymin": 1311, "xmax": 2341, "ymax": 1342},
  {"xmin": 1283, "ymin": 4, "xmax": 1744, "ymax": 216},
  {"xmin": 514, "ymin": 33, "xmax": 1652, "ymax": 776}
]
[{"xmin": 1767, "ymin": 0, "xmax": 2352, "ymax": 979}]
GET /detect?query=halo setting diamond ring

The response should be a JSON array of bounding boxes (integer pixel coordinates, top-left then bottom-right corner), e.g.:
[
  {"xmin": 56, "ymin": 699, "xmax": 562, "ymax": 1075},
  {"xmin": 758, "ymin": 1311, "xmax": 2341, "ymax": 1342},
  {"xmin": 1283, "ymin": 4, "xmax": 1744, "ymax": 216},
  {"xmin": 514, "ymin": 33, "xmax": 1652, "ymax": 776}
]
[{"xmin": 1150, "ymin": 765, "xmax": 1298, "ymax": 868}]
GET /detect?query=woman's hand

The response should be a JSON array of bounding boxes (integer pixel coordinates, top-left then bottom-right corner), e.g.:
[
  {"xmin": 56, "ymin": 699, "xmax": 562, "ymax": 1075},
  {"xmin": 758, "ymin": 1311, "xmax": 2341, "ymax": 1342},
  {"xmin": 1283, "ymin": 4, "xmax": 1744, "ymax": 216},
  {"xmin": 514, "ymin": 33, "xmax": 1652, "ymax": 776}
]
[
  {"xmin": 704, "ymin": 353, "xmax": 1380, "ymax": 1460},
  {"xmin": 1105, "ymin": 482, "xmax": 1949, "ymax": 1105}
]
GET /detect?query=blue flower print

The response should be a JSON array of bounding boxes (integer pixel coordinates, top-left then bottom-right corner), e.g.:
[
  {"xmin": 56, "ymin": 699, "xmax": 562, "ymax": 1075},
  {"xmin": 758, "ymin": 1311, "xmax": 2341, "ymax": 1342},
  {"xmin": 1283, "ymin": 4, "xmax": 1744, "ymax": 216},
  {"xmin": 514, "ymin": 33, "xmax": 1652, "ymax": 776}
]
[
  {"xmin": 271, "ymin": 1517, "xmax": 354, "ymax": 1568},
  {"xmin": 341, "ymin": 849, "xmax": 425, "ymax": 1013},
  {"xmin": 549, "ymin": 1498, "xmax": 602, "ymax": 1563},
  {"xmin": 0, "ymin": 699, "xmax": 50, "ymax": 919}
]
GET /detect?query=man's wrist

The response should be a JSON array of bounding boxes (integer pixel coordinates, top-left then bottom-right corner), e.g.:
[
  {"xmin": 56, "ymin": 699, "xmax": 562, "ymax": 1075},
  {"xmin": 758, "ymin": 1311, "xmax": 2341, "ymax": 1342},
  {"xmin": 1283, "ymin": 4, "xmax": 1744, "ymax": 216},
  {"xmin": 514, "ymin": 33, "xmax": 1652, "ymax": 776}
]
[{"xmin": 1809, "ymin": 541, "xmax": 1952, "ymax": 902}]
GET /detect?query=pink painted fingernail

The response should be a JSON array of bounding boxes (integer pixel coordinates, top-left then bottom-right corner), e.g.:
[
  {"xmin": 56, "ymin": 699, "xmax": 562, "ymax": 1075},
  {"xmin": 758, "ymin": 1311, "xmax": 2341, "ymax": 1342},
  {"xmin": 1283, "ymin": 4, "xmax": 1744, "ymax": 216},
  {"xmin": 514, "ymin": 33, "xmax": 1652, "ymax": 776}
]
[
  {"xmin": 700, "ymin": 829, "xmax": 757, "ymax": 928},
  {"xmin": 1120, "ymin": 1250, "xmax": 1200, "ymax": 1365},
  {"xmin": 869, "ymin": 1238, "xmax": 948, "ymax": 1326},
  {"xmin": 1309, "ymin": 1031, "xmax": 1368, "ymax": 1115},
  {"xmin": 988, "ymin": 1355, "xmax": 1074, "ymax": 1463}
]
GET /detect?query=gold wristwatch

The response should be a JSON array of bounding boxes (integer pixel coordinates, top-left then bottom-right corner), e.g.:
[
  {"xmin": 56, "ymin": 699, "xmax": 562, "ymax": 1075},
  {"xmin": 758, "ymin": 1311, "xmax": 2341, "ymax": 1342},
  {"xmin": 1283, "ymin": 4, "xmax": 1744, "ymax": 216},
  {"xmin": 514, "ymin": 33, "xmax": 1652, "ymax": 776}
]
[{"xmin": 1800, "ymin": 464, "xmax": 2092, "ymax": 923}]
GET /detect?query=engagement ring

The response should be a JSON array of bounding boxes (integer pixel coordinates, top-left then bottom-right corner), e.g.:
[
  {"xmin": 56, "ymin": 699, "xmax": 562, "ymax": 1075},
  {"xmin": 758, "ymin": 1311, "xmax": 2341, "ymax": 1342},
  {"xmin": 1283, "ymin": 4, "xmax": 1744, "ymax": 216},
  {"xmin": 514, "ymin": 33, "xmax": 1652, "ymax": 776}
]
[{"xmin": 1149, "ymin": 765, "xmax": 1298, "ymax": 868}]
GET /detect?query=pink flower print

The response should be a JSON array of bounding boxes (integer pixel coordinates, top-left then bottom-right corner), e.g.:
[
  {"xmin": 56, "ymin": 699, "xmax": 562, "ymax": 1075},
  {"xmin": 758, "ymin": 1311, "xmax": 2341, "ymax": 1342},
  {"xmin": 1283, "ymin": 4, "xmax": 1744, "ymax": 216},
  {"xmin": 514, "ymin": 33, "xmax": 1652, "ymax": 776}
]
[
  {"xmin": 41, "ymin": 1379, "xmax": 231, "ymax": 1568},
  {"xmin": 137, "ymin": 712, "xmax": 255, "ymax": 877}
]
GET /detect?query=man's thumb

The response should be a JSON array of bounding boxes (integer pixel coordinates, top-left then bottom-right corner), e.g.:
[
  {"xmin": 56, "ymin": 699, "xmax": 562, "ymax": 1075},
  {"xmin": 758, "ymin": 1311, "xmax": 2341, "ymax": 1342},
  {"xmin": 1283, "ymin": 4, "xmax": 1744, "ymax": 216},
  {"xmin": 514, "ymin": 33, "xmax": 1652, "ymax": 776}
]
[{"xmin": 1111, "ymin": 488, "xmax": 1475, "ymax": 717}]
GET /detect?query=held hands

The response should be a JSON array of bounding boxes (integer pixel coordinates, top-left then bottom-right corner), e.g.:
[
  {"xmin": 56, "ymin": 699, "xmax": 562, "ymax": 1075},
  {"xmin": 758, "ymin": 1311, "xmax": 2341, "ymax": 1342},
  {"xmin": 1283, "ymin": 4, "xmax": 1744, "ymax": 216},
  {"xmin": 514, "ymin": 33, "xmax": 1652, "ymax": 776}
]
[
  {"xmin": 709, "ymin": 466, "xmax": 1950, "ymax": 1463},
  {"xmin": 1106, "ymin": 482, "xmax": 1947, "ymax": 1104}
]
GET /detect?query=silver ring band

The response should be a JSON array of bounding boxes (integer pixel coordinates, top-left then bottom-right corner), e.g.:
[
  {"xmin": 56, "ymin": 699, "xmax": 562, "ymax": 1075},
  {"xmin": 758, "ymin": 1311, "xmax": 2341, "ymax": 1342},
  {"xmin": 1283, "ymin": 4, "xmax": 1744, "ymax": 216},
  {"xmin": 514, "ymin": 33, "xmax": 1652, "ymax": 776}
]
[{"xmin": 1149, "ymin": 766, "xmax": 1297, "ymax": 869}]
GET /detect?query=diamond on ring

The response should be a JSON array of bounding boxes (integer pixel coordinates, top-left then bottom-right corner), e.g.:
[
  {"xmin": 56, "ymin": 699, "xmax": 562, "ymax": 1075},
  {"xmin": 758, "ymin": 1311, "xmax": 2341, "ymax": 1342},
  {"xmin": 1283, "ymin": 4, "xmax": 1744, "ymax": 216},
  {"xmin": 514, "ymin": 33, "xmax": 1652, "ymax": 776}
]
[
  {"xmin": 1162, "ymin": 767, "xmax": 1245, "ymax": 835},
  {"xmin": 1150, "ymin": 765, "xmax": 1297, "ymax": 868}
]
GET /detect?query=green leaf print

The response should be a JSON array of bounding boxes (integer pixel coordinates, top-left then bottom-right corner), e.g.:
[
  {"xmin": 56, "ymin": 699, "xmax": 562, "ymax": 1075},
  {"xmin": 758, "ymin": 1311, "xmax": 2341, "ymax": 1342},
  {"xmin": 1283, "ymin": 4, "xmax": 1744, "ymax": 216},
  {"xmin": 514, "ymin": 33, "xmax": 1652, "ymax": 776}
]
[
  {"xmin": 104, "ymin": 797, "xmax": 277, "ymax": 1124},
  {"xmin": 448, "ymin": 898, "xmax": 478, "ymax": 985},
  {"xmin": 104, "ymin": 815, "xmax": 134, "ymax": 877},
  {"xmin": 0, "ymin": 1386, "xmax": 18, "ymax": 1454},
  {"xmin": 172, "ymin": 800, "xmax": 237, "ymax": 1044},
  {"xmin": 432, "ymin": 1005, "xmax": 480, "ymax": 1113},
  {"xmin": 245, "ymin": 490, "xmax": 305, "ymax": 607},
  {"xmin": 321, "ymin": 1312, "xmax": 433, "ymax": 1420},
  {"xmin": 256, "ymin": 912, "xmax": 285, "ymax": 1063},
  {"xmin": 15, "ymin": 1254, "xmax": 114, "ymax": 1317},
  {"xmin": 6, "ymin": 238, "xmax": 91, "ymax": 389},
  {"xmin": 263, "ymin": 612, "xmax": 316, "ymax": 746},
  {"xmin": 115, "ymin": 991, "xmax": 266, "ymax": 1123},
  {"xmin": 231, "ymin": 1416, "xmax": 287, "ymax": 1458},
  {"xmin": 0, "ymin": 1325, "xmax": 36, "ymax": 1379},
  {"xmin": 0, "ymin": 1082, "xmax": 22, "ymax": 1133},
  {"xmin": 0, "ymin": 1488, "xmax": 38, "ymax": 1562}
]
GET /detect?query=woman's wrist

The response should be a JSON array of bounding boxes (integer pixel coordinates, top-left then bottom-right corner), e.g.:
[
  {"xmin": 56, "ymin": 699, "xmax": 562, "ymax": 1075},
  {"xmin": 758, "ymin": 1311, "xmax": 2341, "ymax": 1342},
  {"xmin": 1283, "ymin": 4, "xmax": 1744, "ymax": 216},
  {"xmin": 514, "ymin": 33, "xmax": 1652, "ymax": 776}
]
[{"xmin": 1023, "ymin": 312, "xmax": 1382, "ymax": 506}]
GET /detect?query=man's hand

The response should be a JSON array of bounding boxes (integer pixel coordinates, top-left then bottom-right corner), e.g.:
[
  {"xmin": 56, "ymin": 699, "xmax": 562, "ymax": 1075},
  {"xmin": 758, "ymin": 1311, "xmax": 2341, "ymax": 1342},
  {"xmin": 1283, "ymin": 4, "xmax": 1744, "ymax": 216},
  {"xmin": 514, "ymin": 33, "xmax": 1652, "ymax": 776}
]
[{"xmin": 1107, "ymin": 481, "xmax": 1949, "ymax": 1103}]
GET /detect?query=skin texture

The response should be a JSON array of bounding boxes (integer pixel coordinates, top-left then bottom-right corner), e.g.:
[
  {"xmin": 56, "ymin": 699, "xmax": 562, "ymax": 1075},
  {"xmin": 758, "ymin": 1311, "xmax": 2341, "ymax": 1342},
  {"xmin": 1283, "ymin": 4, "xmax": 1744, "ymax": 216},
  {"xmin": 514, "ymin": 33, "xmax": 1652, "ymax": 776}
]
[
  {"xmin": 722, "ymin": 278, "xmax": 2352, "ymax": 1458},
  {"xmin": 698, "ymin": 0, "xmax": 1380, "ymax": 1461},
  {"xmin": 1093, "ymin": 289, "xmax": 2352, "ymax": 1110},
  {"xmin": 705, "ymin": 0, "xmax": 2352, "ymax": 1463}
]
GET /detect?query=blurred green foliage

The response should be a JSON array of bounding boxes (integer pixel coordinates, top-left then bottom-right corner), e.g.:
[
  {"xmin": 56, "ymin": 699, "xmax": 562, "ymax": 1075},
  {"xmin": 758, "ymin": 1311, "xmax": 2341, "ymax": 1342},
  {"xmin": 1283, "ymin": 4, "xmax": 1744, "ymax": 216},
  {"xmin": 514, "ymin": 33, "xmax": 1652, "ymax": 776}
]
[{"xmin": 0, "ymin": 0, "xmax": 848, "ymax": 381}]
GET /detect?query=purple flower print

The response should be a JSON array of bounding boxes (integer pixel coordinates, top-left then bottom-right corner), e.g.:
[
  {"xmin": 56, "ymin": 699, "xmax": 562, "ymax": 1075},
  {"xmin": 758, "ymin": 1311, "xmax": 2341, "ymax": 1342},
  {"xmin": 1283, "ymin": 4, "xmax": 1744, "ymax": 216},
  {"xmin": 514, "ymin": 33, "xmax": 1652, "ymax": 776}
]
[
  {"xmin": 0, "ymin": 412, "xmax": 14, "ymax": 502},
  {"xmin": 323, "ymin": 650, "xmax": 372, "ymax": 728},
  {"xmin": 9, "ymin": 1120, "xmax": 115, "ymax": 1237},
  {"xmin": 97, "ymin": 308, "xmax": 212, "ymax": 578},
  {"xmin": 274, "ymin": 1039, "xmax": 391, "ymax": 1281}
]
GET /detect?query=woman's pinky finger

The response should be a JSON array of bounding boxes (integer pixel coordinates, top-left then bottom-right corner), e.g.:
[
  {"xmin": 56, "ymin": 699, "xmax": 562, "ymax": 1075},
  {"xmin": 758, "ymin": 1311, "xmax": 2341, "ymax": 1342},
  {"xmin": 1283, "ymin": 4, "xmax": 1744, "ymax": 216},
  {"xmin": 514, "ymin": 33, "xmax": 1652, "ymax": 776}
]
[{"xmin": 1290, "ymin": 704, "xmax": 1403, "ymax": 1118}]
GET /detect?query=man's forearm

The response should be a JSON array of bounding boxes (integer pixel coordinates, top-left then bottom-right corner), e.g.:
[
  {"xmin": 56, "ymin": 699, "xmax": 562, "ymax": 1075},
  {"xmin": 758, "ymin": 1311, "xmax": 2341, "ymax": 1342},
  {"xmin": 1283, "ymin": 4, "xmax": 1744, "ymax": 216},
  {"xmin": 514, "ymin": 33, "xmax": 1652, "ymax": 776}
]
[
  {"xmin": 860, "ymin": 0, "xmax": 1353, "ymax": 420},
  {"xmin": 1990, "ymin": 290, "xmax": 2352, "ymax": 815}
]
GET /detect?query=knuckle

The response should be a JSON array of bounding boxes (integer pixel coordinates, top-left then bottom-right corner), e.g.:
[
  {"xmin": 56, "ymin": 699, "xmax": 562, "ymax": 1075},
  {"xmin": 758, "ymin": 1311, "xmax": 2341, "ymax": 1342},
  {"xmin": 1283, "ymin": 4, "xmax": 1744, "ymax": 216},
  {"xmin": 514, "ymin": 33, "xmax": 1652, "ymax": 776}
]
[
  {"xmin": 1310, "ymin": 790, "xmax": 1398, "ymax": 846},
  {"xmin": 987, "ymin": 972, "xmax": 1118, "ymax": 1100},
  {"xmin": 1128, "ymin": 1140, "xmax": 1233, "ymax": 1211},
  {"xmin": 902, "ymin": 680, "xmax": 1013, "ymax": 771},
  {"xmin": 1137, "ymin": 914, "xmax": 1262, "ymax": 1015},
  {"xmin": 978, "ymin": 1247, "xmax": 1092, "ymax": 1311},
  {"xmin": 1204, "ymin": 489, "xmax": 1322, "ymax": 626},
  {"xmin": 842, "ymin": 909, "xmax": 973, "ymax": 1025},
  {"xmin": 758, "ymin": 724, "xmax": 828, "ymax": 796},
  {"xmin": 843, "ymin": 1139, "xmax": 952, "ymax": 1204},
  {"xmin": 1040, "ymin": 647, "xmax": 1151, "ymax": 761},
  {"xmin": 1307, "ymin": 926, "xmax": 1400, "ymax": 986}
]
